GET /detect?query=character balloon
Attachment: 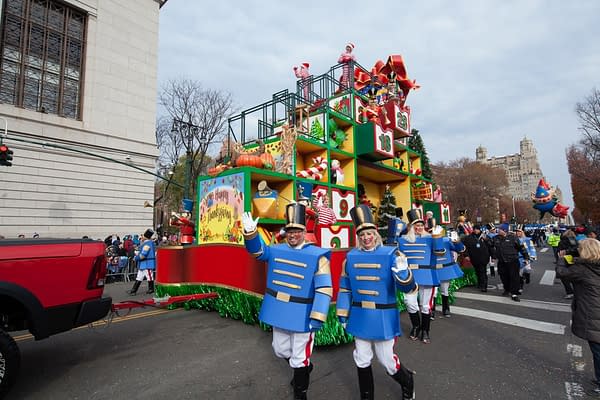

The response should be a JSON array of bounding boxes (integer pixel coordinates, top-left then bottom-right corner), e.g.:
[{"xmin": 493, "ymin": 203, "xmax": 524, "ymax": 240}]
[{"xmin": 531, "ymin": 178, "xmax": 569, "ymax": 219}]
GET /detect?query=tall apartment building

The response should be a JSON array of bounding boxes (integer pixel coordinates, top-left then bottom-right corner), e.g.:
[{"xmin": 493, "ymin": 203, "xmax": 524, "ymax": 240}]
[
  {"xmin": 0, "ymin": 0, "xmax": 167, "ymax": 239},
  {"xmin": 475, "ymin": 137, "xmax": 563, "ymax": 201}
]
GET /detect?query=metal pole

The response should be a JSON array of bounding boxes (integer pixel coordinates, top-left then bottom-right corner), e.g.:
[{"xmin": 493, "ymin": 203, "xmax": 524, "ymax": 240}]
[
  {"xmin": 185, "ymin": 124, "xmax": 192, "ymax": 200},
  {"xmin": 512, "ymin": 196, "xmax": 516, "ymax": 222}
]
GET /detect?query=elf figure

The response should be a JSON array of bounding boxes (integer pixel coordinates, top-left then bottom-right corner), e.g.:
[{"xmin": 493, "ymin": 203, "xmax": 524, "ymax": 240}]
[
  {"xmin": 293, "ymin": 62, "xmax": 311, "ymax": 100},
  {"xmin": 338, "ymin": 42, "xmax": 356, "ymax": 91}
]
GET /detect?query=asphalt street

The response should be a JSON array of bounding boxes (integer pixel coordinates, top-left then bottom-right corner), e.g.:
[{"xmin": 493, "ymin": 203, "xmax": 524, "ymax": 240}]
[{"xmin": 7, "ymin": 245, "xmax": 596, "ymax": 400}]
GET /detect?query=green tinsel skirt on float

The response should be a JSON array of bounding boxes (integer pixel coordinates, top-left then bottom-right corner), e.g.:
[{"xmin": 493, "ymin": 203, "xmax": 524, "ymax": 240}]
[{"xmin": 156, "ymin": 268, "xmax": 477, "ymax": 346}]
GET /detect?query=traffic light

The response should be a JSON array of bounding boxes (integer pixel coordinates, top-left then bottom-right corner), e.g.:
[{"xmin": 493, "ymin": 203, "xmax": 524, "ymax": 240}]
[{"xmin": 0, "ymin": 144, "xmax": 13, "ymax": 166}]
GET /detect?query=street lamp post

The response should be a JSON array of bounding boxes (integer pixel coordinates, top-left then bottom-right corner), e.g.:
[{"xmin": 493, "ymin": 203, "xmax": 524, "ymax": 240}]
[
  {"xmin": 512, "ymin": 196, "xmax": 517, "ymax": 224},
  {"xmin": 171, "ymin": 118, "xmax": 205, "ymax": 200}
]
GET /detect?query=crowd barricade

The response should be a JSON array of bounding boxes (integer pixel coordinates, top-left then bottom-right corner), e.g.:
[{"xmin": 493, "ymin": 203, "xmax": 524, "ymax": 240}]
[{"xmin": 106, "ymin": 256, "xmax": 137, "ymax": 283}]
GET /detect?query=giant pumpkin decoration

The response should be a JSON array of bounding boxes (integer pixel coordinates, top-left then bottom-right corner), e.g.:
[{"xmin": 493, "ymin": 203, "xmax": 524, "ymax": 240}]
[{"xmin": 236, "ymin": 154, "xmax": 263, "ymax": 168}]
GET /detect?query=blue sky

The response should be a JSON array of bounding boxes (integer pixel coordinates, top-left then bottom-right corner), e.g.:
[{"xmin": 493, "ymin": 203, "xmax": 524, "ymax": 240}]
[{"xmin": 156, "ymin": 1, "xmax": 600, "ymax": 210}]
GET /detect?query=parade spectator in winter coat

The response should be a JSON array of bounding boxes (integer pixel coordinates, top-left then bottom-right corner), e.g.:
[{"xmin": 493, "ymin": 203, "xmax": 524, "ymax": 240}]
[{"xmin": 556, "ymin": 238, "xmax": 600, "ymax": 396}]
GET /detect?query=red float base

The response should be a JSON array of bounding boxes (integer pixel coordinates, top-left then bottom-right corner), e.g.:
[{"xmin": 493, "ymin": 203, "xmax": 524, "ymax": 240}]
[{"xmin": 156, "ymin": 244, "xmax": 348, "ymax": 299}]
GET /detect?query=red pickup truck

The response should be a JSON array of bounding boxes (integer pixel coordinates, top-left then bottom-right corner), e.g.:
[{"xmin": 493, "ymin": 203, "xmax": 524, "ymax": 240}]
[{"xmin": 0, "ymin": 238, "xmax": 112, "ymax": 397}]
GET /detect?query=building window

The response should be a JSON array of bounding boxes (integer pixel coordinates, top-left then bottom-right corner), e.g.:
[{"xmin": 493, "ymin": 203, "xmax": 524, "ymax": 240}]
[{"xmin": 0, "ymin": 0, "xmax": 86, "ymax": 119}]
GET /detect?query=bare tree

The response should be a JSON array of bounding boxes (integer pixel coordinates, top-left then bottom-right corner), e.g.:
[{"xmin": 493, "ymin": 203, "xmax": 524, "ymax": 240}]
[
  {"xmin": 157, "ymin": 78, "xmax": 237, "ymax": 199},
  {"xmin": 570, "ymin": 88, "xmax": 600, "ymax": 224},
  {"xmin": 575, "ymin": 87, "xmax": 600, "ymax": 162},
  {"xmin": 432, "ymin": 158, "xmax": 508, "ymax": 224}
]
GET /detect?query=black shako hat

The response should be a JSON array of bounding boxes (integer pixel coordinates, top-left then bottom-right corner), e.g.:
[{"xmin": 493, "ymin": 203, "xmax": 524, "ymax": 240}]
[
  {"xmin": 350, "ymin": 204, "xmax": 377, "ymax": 233},
  {"xmin": 143, "ymin": 228, "xmax": 154, "ymax": 239},
  {"xmin": 407, "ymin": 209, "xmax": 424, "ymax": 226},
  {"xmin": 395, "ymin": 207, "xmax": 404, "ymax": 218},
  {"xmin": 285, "ymin": 203, "xmax": 307, "ymax": 231}
]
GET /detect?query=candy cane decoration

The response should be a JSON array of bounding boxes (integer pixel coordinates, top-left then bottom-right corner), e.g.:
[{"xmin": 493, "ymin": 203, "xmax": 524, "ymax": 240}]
[{"xmin": 296, "ymin": 156, "xmax": 328, "ymax": 180}]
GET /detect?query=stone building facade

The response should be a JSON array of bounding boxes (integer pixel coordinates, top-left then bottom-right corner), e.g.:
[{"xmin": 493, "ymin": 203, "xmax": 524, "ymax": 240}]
[
  {"xmin": 0, "ymin": 0, "xmax": 167, "ymax": 239},
  {"xmin": 475, "ymin": 137, "xmax": 563, "ymax": 201}
]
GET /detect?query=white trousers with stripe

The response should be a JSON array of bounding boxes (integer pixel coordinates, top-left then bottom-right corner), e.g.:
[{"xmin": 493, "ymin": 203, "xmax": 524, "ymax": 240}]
[
  {"xmin": 272, "ymin": 328, "xmax": 314, "ymax": 368},
  {"xmin": 135, "ymin": 269, "xmax": 154, "ymax": 282},
  {"xmin": 353, "ymin": 337, "xmax": 400, "ymax": 375},
  {"xmin": 404, "ymin": 285, "xmax": 436, "ymax": 314}
]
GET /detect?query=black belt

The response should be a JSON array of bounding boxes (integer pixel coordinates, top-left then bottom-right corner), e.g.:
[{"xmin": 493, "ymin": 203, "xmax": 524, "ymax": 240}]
[
  {"xmin": 437, "ymin": 262, "xmax": 455, "ymax": 267},
  {"xmin": 266, "ymin": 288, "xmax": 312, "ymax": 304},
  {"xmin": 352, "ymin": 301, "xmax": 397, "ymax": 309}
]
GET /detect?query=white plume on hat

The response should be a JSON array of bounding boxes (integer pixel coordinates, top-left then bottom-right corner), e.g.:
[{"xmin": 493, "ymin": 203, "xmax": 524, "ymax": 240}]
[{"xmin": 346, "ymin": 42, "xmax": 355, "ymax": 50}]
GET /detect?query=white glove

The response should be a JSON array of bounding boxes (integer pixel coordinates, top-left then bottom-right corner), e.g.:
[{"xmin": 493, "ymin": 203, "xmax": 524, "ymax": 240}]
[
  {"xmin": 432, "ymin": 225, "xmax": 444, "ymax": 236},
  {"xmin": 392, "ymin": 252, "xmax": 409, "ymax": 273},
  {"xmin": 242, "ymin": 212, "xmax": 260, "ymax": 233}
]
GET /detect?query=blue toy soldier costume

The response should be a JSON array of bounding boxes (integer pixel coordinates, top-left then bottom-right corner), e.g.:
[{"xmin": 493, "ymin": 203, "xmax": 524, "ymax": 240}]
[
  {"xmin": 515, "ymin": 224, "xmax": 536, "ymax": 292},
  {"xmin": 337, "ymin": 204, "xmax": 416, "ymax": 400},
  {"xmin": 128, "ymin": 228, "xmax": 156, "ymax": 295},
  {"xmin": 242, "ymin": 203, "xmax": 332, "ymax": 400},
  {"xmin": 398, "ymin": 209, "xmax": 445, "ymax": 343},
  {"xmin": 435, "ymin": 232, "xmax": 465, "ymax": 317},
  {"xmin": 386, "ymin": 207, "xmax": 406, "ymax": 246}
]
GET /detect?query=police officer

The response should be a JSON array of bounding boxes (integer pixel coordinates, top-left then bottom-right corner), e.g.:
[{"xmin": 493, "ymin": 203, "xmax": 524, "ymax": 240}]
[
  {"xmin": 462, "ymin": 225, "xmax": 493, "ymax": 292},
  {"xmin": 242, "ymin": 203, "xmax": 332, "ymax": 400},
  {"xmin": 337, "ymin": 204, "xmax": 416, "ymax": 400},
  {"xmin": 491, "ymin": 223, "xmax": 529, "ymax": 302}
]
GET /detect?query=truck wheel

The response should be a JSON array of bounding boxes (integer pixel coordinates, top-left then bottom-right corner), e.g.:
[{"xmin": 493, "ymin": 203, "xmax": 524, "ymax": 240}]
[{"xmin": 0, "ymin": 330, "xmax": 20, "ymax": 398}]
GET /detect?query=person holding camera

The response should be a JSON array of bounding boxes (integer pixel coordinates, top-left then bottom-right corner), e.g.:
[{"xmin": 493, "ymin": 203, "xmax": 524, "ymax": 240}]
[
  {"xmin": 556, "ymin": 238, "xmax": 600, "ymax": 396},
  {"xmin": 558, "ymin": 229, "xmax": 579, "ymax": 299}
]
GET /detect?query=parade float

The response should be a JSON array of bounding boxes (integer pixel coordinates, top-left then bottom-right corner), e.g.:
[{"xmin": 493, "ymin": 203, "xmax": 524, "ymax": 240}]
[{"xmin": 155, "ymin": 52, "xmax": 472, "ymax": 345}]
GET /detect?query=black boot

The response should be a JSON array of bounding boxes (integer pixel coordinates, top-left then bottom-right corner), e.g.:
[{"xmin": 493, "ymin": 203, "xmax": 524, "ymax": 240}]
[
  {"xmin": 408, "ymin": 312, "xmax": 420, "ymax": 341},
  {"xmin": 292, "ymin": 366, "xmax": 310, "ymax": 400},
  {"xmin": 357, "ymin": 366, "xmax": 374, "ymax": 400},
  {"xmin": 146, "ymin": 280, "xmax": 155, "ymax": 294},
  {"xmin": 391, "ymin": 363, "xmax": 415, "ymax": 399},
  {"xmin": 128, "ymin": 280, "xmax": 141, "ymax": 295},
  {"xmin": 420, "ymin": 313, "xmax": 431, "ymax": 344},
  {"xmin": 481, "ymin": 275, "xmax": 488, "ymax": 292},
  {"xmin": 290, "ymin": 362, "xmax": 313, "ymax": 386},
  {"xmin": 442, "ymin": 295, "xmax": 451, "ymax": 317},
  {"xmin": 524, "ymin": 272, "xmax": 531, "ymax": 284},
  {"xmin": 489, "ymin": 264, "xmax": 495, "ymax": 277}
]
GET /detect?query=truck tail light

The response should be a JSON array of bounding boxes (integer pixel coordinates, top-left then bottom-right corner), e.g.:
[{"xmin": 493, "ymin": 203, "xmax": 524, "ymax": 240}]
[{"xmin": 88, "ymin": 254, "xmax": 108, "ymax": 289}]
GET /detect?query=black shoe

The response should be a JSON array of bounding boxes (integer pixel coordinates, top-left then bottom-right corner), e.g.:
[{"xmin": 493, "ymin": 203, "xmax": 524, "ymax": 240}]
[
  {"xmin": 511, "ymin": 295, "xmax": 520, "ymax": 302},
  {"xmin": 409, "ymin": 327, "xmax": 420, "ymax": 341}
]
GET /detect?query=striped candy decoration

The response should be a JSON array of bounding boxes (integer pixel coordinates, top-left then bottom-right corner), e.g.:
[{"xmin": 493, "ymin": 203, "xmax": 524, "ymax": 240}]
[{"xmin": 296, "ymin": 156, "xmax": 328, "ymax": 180}]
